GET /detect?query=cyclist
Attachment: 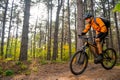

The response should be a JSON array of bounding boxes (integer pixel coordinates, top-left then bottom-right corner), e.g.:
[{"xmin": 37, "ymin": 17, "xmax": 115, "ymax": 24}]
[{"xmin": 81, "ymin": 13, "xmax": 108, "ymax": 63}]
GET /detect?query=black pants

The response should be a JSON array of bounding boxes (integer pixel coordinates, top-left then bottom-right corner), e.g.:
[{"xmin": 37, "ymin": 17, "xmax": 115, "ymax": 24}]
[{"xmin": 96, "ymin": 32, "xmax": 108, "ymax": 42}]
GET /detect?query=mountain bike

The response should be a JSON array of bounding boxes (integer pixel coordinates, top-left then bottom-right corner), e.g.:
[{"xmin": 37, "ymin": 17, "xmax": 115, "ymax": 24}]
[{"xmin": 70, "ymin": 35, "xmax": 117, "ymax": 75}]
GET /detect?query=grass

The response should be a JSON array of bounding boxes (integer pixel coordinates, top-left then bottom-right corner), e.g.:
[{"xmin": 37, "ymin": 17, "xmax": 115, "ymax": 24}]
[
  {"xmin": 39, "ymin": 59, "xmax": 48, "ymax": 65},
  {"xmin": 4, "ymin": 70, "xmax": 14, "ymax": 76}
]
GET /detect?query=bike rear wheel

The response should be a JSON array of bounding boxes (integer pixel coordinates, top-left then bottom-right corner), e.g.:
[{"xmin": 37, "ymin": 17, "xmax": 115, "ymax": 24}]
[
  {"xmin": 70, "ymin": 51, "xmax": 88, "ymax": 75},
  {"xmin": 101, "ymin": 48, "xmax": 117, "ymax": 70}
]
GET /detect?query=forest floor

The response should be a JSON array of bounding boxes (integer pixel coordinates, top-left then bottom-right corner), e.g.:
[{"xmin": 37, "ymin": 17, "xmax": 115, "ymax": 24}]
[{"xmin": 0, "ymin": 60, "xmax": 120, "ymax": 80}]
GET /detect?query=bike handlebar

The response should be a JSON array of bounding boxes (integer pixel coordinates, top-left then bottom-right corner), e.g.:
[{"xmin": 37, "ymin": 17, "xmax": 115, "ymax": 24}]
[
  {"xmin": 78, "ymin": 35, "xmax": 92, "ymax": 41},
  {"xmin": 78, "ymin": 35, "xmax": 89, "ymax": 41}
]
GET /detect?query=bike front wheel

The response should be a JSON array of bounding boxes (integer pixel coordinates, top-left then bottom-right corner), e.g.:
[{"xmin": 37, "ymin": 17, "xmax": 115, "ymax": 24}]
[
  {"xmin": 101, "ymin": 48, "xmax": 117, "ymax": 70},
  {"xmin": 70, "ymin": 51, "xmax": 88, "ymax": 75}
]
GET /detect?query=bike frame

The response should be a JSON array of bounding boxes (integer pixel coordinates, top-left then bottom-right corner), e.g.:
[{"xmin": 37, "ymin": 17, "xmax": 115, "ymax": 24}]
[
  {"xmin": 80, "ymin": 38, "xmax": 99, "ymax": 58},
  {"xmin": 79, "ymin": 35, "xmax": 108, "ymax": 58}
]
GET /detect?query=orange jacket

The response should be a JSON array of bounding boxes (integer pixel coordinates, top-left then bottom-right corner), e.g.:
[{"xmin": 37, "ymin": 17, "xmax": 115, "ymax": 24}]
[{"xmin": 83, "ymin": 17, "xmax": 108, "ymax": 34}]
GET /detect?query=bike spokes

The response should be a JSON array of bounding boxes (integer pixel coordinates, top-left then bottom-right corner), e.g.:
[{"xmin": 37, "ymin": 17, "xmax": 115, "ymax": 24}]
[
  {"xmin": 70, "ymin": 51, "xmax": 88, "ymax": 75},
  {"xmin": 101, "ymin": 48, "xmax": 117, "ymax": 70}
]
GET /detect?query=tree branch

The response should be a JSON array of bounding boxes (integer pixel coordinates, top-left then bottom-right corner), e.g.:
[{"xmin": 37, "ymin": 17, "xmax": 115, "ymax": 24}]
[{"xmin": 0, "ymin": 4, "xmax": 5, "ymax": 9}]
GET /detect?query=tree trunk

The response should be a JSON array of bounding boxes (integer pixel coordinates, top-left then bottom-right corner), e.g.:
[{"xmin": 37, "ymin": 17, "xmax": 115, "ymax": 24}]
[
  {"xmin": 52, "ymin": 0, "xmax": 62, "ymax": 60},
  {"xmin": 77, "ymin": 0, "xmax": 84, "ymax": 50},
  {"xmin": 14, "ymin": 12, "xmax": 19, "ymax": 60},
  {"xmin": 33, "ymin": 18, "xmax": 37, "ymax": 59},
  {"xmin": 5, "ymin": 0, "xmax": 14, "ymax": 58},
  {"xmin": 39, "ymin": 24, "xmax": 42, "ymax": 49},
  {"xmin": 1, "ymin": 0, "xmax": 8, "ymax": 58},
  {"xmin": 108, "ymin": 0, "xmax": 113, "ymax": 48},
  {"xmin": 88, "ymin": 0, "xmax": 94, "ymax": 43},
  {"xmin": 19, "ymin": 0, "xmax": 31, "ymax": 61},
  {"xmin": 60, "ymin": 1, "xmax": 64, "ymax": 60},
  {"xmin": 75, "ymin": 8, "xmax": 77, "ymax": 51},
  {"xmin": 47, "ymin": 0, "xmax": 52, "ymax": 60},
  {"xmin": 113, "ymin": 0, "xmax": 120, "ymax": 59},
  {"xmin": 88, "ymin": 0, "xmax": 94, "ymax": 59},
  {"xmin": 67, "ymin": 0, "xmax": 71, "ymax": 58},
  {"xmin": 46, "ymin": 0, "xmax": 50, "ymax": 60}
]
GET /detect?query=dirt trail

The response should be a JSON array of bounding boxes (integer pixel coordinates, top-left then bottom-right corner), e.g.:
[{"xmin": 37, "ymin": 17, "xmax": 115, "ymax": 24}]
[{"xmin": 1, "ymin": 63, "xmax": 120, "ymax": 80}]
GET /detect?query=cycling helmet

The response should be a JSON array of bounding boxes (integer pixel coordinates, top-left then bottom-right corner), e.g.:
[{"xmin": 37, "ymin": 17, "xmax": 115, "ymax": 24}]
[{"xmin": 83, "ymin": 13, "xmax": 93, "ymax": 20}]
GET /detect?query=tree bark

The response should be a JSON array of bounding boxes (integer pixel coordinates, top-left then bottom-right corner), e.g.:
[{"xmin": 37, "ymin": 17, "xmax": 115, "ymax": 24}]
[
  {"xmin": 60, "ymin": 1, "xmax": 64, "ymax": 60},
  {"xmin": 67, "ymin": 0, "xmax": 71, "ymax": 58},
  {"xmin": 77, "ymin": 0, "xmax": 84, "ymax": 51},
  {"xmin": 75, "ymin": 7, "xmax": 77, "ymax": 51},
  {"xmin": 14, "ymin": 12, "xmax": 19, "ymax": 60},
  {"xmin": 108, "ymin": 0, "xmax": 113, "ymax": 48},
  {"xmin": 47, "ymin": 0, "xmax": 52, "ymax": 60},
  {"xmin": 113, "ymin": 0, "xmax": 120, "ymax": 58},
  {"xmin": 19, "ymin": 0, "xmax": 31, "ymax": 61},
  {"xmin": 0, "ymin": 0, "xmax": 9, "ymax": 58},
  {"xmin": 33, "ymin": 17, "xmax": 38, "ymax": 59},
  {"xmin": 5, "ymin": 0, "xmax": 14, "ymax": 58},
  {"xmin": 52, "ymin": 0, "xmax": 62, "ymax": 60}
]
